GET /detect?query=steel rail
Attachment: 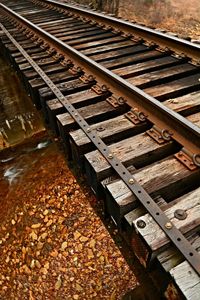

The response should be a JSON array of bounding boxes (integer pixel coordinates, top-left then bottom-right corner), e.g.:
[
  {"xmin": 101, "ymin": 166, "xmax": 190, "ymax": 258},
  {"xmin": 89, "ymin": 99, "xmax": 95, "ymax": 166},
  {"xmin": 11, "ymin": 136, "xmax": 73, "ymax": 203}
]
[
  {"xmin": 41, "ymin": 0, "xmax": 200, "ymax": 61},
  {"xmin": 1, "ymin": 18, "xmax": 200, "ymax": 277},
  {"xmin": 0, "ymin": 2, "xmax": 200, "ymax": 157}
]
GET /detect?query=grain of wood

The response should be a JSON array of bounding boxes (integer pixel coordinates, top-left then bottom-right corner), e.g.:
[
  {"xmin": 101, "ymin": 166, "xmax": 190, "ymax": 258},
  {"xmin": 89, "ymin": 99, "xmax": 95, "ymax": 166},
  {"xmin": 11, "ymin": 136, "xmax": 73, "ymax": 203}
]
[
  {"xmin": 102, "ymin": 50, "xmax": 163, "ymax": 69},
  {"xmin": 47, "ymin": 89, "xmax": 106, "ymax": 110},
  {"xmin": 128, "ymin": 64, "xmax": 197, "ymax": 88},
  {"xmin": 56, "ymin": 101, "xmax": 117, "ymax": 128},
  {"xmin": 170, "ymin": 257, "xmax": 200, "ymax": 300},
  {"xmin": 90, "ymin": 44, "xmax": 141, "ymax": 62},
  {"xmin": 70, "ymin": 114, "xmax": 148, "ymax": 147},
  {"xmin": 85, "ymin": 132, "xmax": 176, "ymax": 188},
  {"xmin": 82, "ymin": 40, "xmax": 134, "ymax": 56},
  {"xmin": 105, "ymin": 157, "xmax": 200, "ymax": 223},
  {"xmin": 114, "ymin": 56, "xmax": 178, "ymax": 78},
  {"xmin": 164, "ymin": 91, "xmax": 200, "ymax": 114},
  {"xmin": 187, "ymin": 112, "xmax": 200, "ymax": 128},
  {"xmin": 158, "ymin": 233, "xmax": 200, "ymax": 272},
  {"xmin": 75, "ymin": 36, "xmax": 125, "ymax": 50},
  {"xmin": 39, "ymin": 79, "xmax": 90, "ymax": 99},
  {"xmin": 144, "ymin": 73, "xmax": 200, "ymax": 100},
  {"xmin": 133, "ymin": 187, "xmax": 200, "ymax": 251}
]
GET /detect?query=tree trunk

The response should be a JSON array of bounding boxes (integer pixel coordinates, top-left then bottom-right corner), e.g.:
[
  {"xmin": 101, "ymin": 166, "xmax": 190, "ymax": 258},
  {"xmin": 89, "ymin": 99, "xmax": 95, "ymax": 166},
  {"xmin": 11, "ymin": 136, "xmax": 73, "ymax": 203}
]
[
  {"xmin": 111, "ymin": 0, "xmax": 119, "ymax": 15},
  {"xmin": 85, "ymin": 0, "xmax": 120, "ymax": 15}
]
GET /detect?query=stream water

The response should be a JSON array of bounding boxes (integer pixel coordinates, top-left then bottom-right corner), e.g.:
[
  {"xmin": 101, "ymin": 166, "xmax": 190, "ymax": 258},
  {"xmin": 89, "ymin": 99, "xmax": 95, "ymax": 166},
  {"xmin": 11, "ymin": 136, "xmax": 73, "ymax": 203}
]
[
  {"xmin": 0, "ymin": 55, "xmax": 44, "ymax": 149},
  {"xmin": 0, "ymin": 52, "xmax": 47, "ymax": 219}
]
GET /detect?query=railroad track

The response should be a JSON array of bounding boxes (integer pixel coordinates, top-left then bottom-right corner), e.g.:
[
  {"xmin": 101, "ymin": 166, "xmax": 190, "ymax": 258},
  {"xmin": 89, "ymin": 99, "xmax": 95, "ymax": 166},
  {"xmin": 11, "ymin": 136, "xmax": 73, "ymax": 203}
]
[{"xmin": 0, "ymin": 0, "xmax": 200, "ymax": 298}]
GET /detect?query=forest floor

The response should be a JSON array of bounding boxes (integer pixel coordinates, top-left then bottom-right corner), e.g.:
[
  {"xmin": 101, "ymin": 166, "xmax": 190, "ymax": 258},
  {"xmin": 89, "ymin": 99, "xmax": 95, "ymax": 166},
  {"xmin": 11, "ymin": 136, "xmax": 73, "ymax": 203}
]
[
  {"xmin": 66, "ymin": 0, "xmax": 200, "ymax": 40},
  {"xmin": 0, "ymin": 136, "xmax": 139, "ymax": 300},
  {"xmin": 119, "ymin": 0, "xmax": 200, "ymax": 41}
]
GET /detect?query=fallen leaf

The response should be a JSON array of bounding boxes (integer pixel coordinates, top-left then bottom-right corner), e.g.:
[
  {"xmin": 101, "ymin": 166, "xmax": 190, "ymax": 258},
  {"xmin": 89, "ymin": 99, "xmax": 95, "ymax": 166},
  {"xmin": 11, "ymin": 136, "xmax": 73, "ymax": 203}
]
[
  {"xmin": 40, "ymin": 232, "xmax": 48, "ymax": 240},
  {"xmin": 43, "ymin": 209, "xmax": 49, "ymax": 216},
  {"xmin": 37, "ymin": 242, "xmax": 44, "ymax": 250},
  {"xmin": 74, "ymin": 231, "xmax": 81, "ymax": 240},
  {"xmin": 79, "ymin": 236, "xmax": 88, "ymax": 242},
  {"xmin": 46, "ymin": 220, "xmax": 53, "ymax": 227},
  {"xmin": 30, "ymin": 231, "xmax": 37, "ymax": 241},
  {"xmin": 30, "ymin": 260, "xmax": 35, "ymax": 269},
  {"xmin": 76, "ymin": 283, "xmax": 83, "ymax": 291},
  {"xmin": 44, "ymin": 262, "xmax": 49, "ymax": 269},
  {"xmin": 89, "ymin": 239, "xmax": 96, "ymax": 249},
  {"xmin": 31, "ymin": 223, "xmax": 41, "ymax": 229},
  {"xmin": 55, "ymin": 275, "xmax": 62, "ymax": 290},
  {"xmin": 35, "ymin": 260, "xmax": 41, "ymax": 268},
  {"xmin": 50, "ymin": 250, "xmax": 58, "ymax": 257},
  {"xmin": 61, "ymin": 241, "xmax": 68, "ymax": 251},
  {"xmin": 111, "ymin": 289, "xmax": 116, "ymax": 300}
]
